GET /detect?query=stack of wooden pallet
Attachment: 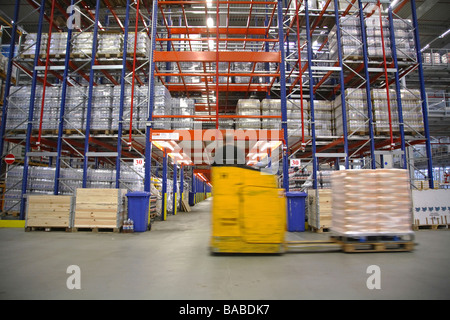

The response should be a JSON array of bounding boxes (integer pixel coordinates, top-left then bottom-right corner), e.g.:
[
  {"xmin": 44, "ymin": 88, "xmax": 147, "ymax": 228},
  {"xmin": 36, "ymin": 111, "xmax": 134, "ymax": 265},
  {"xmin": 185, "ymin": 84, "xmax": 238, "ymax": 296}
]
[
  {"xmin": 73, "ymin": 188, "xmax": 127, "ymax": 232},
  {"xmin": 307, "ymin": 189, "xmax": 332, "ymax": 232},
  {"xmin": 25, "ymin": 195, "xmax": 74, "ymax": 231}
]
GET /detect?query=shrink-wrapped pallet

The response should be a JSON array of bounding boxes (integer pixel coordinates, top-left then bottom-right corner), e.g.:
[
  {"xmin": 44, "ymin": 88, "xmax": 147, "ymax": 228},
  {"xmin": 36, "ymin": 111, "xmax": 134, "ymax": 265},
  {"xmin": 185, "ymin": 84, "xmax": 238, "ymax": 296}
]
[
  {"xmin": 331, "ymin": 169, "xmax": 413, "ymax": 236},
  {"xmin": 236, "ymin": 99, "xmax": 261, "ymax": 129}
]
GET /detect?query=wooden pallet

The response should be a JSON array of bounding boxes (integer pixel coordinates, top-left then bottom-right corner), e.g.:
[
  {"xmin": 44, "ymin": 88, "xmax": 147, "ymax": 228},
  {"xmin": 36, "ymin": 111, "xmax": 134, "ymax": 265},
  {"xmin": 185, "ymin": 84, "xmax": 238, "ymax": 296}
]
[
  {"xmin": 309, "ymin": 226, "xmax": 331, "ymax": 233},
  {"xmin": 71, "ymin": 227, "xmax": 120, "ymax": 233},
  {"xmin": 25, "ymin": 226, "xmax": 71, "ymax": 232},
  {"xmin": 97, "ymin": 53, "xmax": 122, "ymax": 59},
  {"xmin": 413, "ymin": 224, "xmax": 449, "ymax": 231},
  {"xmin": 71, "ymin": 227, "xmax": 121, "ymax": 233},
  {"xmin": 336, "ymin": 240, "xmax": 414, "ymax": 253},
  {"xmin": 331, "ymin": 235, "xmax": 415, "ymax": 253}
]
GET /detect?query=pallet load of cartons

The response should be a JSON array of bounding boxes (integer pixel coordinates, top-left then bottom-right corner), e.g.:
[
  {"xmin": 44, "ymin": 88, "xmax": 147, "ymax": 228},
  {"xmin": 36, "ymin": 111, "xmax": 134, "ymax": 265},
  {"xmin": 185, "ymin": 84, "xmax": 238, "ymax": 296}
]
[
  {"xmin": 287, "ymin": 99, "xmax": 309, "ymax": 137},
  {"xmin": 97, "ymin": 33, "xmax": 123, "ymax": 58},
  {"xmin": 236, "ymin": 99, "xmax": 261, "ymax": 130},
  {"xmin": 261, "ymin": 99, "xmax": 308, "ymax": 136},
  {"xmin": 330, "ymin": 169, "xmax": 413, "ymax": 236},
  {"xmin": 399, "ymin": 89, "xmax": 424, "ymax": 135},
  {"xmin": 48, "ymin": 32, "xmax": 68, "ymax": 58},
  {"xmin": 91, "ymin": 85, "xmax": 113, "ymax": 132},
  {"xmin": 334, "ymin": 88, "xmax": 368, "ymax": 136},
  {"xmin": 127, "ymin": 32, "xmax": 150, "ymax": 58},
  {"xmin": 21, "ymin": 33, "xmax": 48, "ymax": 58},
  {"xmin": 365, "ymin": 17, "xmax": 392, "ymax": 59},
  {"xmin": 172, "ymin": 98, "xmax": 195, "ymax": 130},
  {"xmin": 412, "ymin": 189, "xmax": 450, "ymax": 230},
  {"xmin": 392, "ymin": 19, "xmax": 416, "ymax": 60},
  {"xmin": 328, "ymin": 16, "xmax": 362, "ymax": 60},
  {"xmin": 310, "ymin": 100, "xmax": 334, "ymax": 137},
  {"xmin": 153, "ymin": 85, "xmax": 172, "ymax": 130},
  {"xmin": 73, "ymin": 188, "xmax": 127, "ymax": 232},
  {"xmin": 71, "ymin": 32, "xmax": 93, "ymax": 57},
  {"xmin": 372, "ymin": 88, "xmax": 399, "ymax": 135}
]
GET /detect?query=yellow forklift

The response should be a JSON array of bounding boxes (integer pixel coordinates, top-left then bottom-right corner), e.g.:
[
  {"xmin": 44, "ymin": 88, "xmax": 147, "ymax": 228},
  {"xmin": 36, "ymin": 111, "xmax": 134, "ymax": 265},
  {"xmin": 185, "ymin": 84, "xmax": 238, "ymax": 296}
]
[{"xmin": 209, "ymin": 143, "xmax": 340, "ymax": 254}]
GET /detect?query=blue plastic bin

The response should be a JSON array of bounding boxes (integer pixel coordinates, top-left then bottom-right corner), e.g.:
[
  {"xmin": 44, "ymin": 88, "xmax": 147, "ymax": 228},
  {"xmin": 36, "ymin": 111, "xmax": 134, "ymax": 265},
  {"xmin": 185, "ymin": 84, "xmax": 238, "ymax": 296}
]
[
  {"xmin": 286, "ymin": 192, "xmax": 307, "ymax": 232},
  {"xmin": 126, "ymin": 191, "xmax": 151, "ymax": 232},
  {"xmin": 189, "ymin": 192, "xmax": 195, "ymax": 206}
]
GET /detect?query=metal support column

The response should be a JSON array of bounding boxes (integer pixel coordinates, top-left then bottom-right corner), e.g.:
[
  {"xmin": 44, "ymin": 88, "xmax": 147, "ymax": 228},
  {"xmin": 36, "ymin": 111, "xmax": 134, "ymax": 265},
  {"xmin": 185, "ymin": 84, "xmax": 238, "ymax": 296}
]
[
  {"xmin": 116, "ymin": 0, "xmax": 131, "ymax": 188},
  {"xmin": 333, "ymin": 0, "xmax": 349, "ymax": 169},
  {"xmin": 145, "ymin": 0, "xmax": 158, "ymax": 193},
  {"xmin": 179, "ymin": 164, "xmax": 184, "ymax": 211},
  {"xmin": 82, "ymin": 0, "xmax": 101, "ymax": 188},
  {"xmin": 19, "ymin": 0, "xmax": 42, "ymax": 218},
  {"xmin": 277, "ymin": 0, "xmax": 289, "ymax": 192},
  {"xmin": 54, "ymin": 0, "xmax": 75, "ymax": 194},
  {"xmin": 357, "ymin": 0, "xmax": 376, "ymax": 169},
  {"xmin": 304, "ymin": 0, "xmax": 318, "ymax": 189},
  {"xmin": 388, "ymin": 6, "xmax": 407, "ymax": 169},
  {"xmin": 0, "ymin": 0, "xmax": 21, "ymax": 179},
  {"xmin": 172, "ymin": 161, "xmax": 177, "ymax": 215},
  {"xmin": 410, "ymin": 0, "xmax": 434, "ymax": 188},
  {"xmin": 161, "ymin": 149, "xmax": 168, "ymax": 221}
]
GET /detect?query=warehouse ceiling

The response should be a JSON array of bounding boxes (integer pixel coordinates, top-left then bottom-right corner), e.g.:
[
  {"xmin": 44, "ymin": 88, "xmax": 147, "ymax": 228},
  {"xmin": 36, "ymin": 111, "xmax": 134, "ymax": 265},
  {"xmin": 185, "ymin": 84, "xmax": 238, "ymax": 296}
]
[{"xmin": 0, "ymin": 1, "xmax": 448, "ymax": 50}]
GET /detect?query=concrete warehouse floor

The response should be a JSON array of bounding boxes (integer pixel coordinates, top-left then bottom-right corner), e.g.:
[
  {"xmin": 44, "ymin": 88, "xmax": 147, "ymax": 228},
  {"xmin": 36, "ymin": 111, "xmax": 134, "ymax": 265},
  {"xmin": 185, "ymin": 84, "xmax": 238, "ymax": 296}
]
[{"xmin": 0, "ymin": 197, "xmax": 449, "ymax": 300}]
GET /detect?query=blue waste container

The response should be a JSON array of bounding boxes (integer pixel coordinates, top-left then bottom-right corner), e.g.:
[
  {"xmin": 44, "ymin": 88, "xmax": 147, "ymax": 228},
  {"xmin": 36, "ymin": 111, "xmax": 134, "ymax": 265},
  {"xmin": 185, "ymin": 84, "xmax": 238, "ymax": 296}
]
[
  {"xmin": 286, "ymin": 192, "xmax": 307, "ymax": 232},
  {"xmin": 189, "ymin": 192, "xmax": 195, "ymax": 207},
  {"xmin": 126, "ymin": 191, "xmax": 151, "ymax": 232}
]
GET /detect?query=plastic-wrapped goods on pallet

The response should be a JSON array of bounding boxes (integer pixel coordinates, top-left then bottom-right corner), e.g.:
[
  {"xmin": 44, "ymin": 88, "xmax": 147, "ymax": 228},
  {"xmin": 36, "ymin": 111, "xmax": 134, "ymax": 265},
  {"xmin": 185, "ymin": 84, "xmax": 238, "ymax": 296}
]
[
  {"xmin": 371, "ymin": 89, "xmax": 399, "ymax": 135},
  {"xmin": 172, "ymin": 98, "xmax": 195, "ymax": 130},
  {"xmin": 365, "ymin": 17, "xmax": 392, "ymax": 59},
  {"xmin": 310, "ymin": 100, "xmax": 334, "ymax": 137},
  {"xmin": 334, "ymin": 88, "xmax": 368, "ymax": 136},
  {"xmin": 21, "ymin": 33, "xmax": 48, "ymax": 57},
  {"xmin": 91, "ymin": 86, "xmax": 112, "ymax": 131},
  {"xmin": 261, "ymin": 99, "xmax": 280, "ymax": 130},
  {"xmin": 49, "ymin": 32, "xmax": 67, "ymax": 57},
  {"xmin": 127, "ymin": 32, "xmax": 150, "ymax": 58},
  {"xmin": 236, "ymin": 99, "xmax": 261, "ymax": 129},
  {"xmin": 64, "ymin": 85, "xmax": 87, "ymax": 131},
  {"xmin": 398, "ymin": 89, "xmax": 424, "ymax": 134},
  {"xmin": 6, "ymin": 86, "xmax": 38, "ymax": 130},
  {"xmin": 318, "ymin": 0, "xmax": 358, "ymax": 12},
  {"xmin": 287, "ymin": 100, "xmax": 309, "ymax": 137},
  {"xmin": 233, "ymin": 62, "xmax": 253, "ymax": 84},
  {"xmin": 331, "ymin": 169, "xmax": 413, "ymax": 236},
  {"xmin": 328, "ymin": 17, "xmax": 362, "ymax": 60},
  {"xmin": 97, "ymin": 33, "xmax": 123, "ymax": 57},
  {"xmin": 72, "ymin": 32, "xmax": 93, "ymax": 57},
  {"xmin": 153, "ymin": 85, "xmax": 172, "ymax": 130}
]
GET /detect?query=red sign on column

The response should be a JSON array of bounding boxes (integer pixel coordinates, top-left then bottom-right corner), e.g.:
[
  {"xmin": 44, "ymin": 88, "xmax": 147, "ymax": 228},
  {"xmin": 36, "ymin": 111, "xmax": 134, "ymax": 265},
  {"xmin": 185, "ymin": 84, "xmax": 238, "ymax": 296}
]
[{"xmin": 4, "ymin": 154, "xmax": 15, "ymax": 164}]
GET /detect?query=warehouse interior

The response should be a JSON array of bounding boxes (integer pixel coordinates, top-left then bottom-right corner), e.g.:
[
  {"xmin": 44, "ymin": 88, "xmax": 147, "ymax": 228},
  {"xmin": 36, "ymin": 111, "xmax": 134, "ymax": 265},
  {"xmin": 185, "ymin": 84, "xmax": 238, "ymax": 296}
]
[{"xmin": 0, "ymin": 0, "xmax": 449, "ymax": 300}]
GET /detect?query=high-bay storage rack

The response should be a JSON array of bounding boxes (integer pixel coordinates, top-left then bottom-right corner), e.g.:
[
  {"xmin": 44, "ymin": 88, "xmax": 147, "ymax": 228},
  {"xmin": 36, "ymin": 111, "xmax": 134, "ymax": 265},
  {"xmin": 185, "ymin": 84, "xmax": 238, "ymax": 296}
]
[{"xmin": 0, "ymin": 0, "xmax": 434, "ymax": 220}]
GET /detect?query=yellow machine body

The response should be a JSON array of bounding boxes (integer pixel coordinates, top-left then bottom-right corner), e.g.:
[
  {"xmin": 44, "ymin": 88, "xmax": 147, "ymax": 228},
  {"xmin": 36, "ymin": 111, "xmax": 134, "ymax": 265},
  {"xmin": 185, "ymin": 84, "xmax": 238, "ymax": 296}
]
[{"xmin": 210, "ymin": 166, "xmax": 286, "ymax": 254}]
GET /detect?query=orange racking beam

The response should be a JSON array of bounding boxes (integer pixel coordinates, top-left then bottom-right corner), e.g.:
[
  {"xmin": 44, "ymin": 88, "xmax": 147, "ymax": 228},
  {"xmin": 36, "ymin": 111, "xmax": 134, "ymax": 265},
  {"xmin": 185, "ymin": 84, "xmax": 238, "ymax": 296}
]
[
  {"xmin": 165, "ymin": 84, "xmax": 269, "ymax": 92},
  {"xmin": 154, "ymin": 51, "xmax": 280, "ymax": 63},
  {"xmin": 168, "ymin": 27, "xmax": 267, "ymax": 35}
]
